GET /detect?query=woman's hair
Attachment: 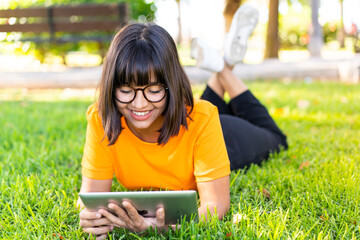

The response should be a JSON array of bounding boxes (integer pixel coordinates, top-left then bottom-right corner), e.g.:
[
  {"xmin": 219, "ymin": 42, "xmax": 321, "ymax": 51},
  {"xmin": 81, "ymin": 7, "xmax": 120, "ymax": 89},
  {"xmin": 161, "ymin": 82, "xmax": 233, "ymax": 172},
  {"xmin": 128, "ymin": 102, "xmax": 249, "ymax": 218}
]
[{"xmin": 98, "ymin": 23, "xmax": 194, "ymax": 145}]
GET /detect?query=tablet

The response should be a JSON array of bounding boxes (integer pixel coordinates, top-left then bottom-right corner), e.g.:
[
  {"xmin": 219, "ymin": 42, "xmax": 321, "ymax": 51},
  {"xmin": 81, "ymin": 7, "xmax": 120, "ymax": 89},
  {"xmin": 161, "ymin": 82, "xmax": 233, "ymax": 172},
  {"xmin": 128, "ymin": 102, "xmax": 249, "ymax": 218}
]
[{"xmin": 79, "ymin": 190, "xmax": 198, "ymax": 224}]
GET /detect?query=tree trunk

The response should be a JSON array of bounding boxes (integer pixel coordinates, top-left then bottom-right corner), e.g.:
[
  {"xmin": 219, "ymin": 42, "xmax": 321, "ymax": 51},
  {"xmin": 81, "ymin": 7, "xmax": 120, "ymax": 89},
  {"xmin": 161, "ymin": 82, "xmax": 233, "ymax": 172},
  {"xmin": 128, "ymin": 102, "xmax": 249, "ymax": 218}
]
[
  {"xmin": 308, "ymin": 0, "xmax": 323, "ymax": 56},
  {"xmin": 223, "ymin": 0, "xmax": 242, "ymax": 32},
  {"xmin": 176, "ymin": 0, "xmax": 182, "ymax": 45},
  {"xmin": 264, "ymin": 0, "xmax": 279, "ymax": 59},
  {"xmin": 338, "ymin": 0, "xmax": 345, "ymax": 48}
]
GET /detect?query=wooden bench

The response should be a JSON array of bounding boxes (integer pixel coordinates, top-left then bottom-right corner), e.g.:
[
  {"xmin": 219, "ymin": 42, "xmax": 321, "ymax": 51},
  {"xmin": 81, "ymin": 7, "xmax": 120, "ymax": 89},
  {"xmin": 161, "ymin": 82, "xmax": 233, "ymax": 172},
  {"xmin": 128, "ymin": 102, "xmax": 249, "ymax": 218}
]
[{"xmin": 0, "ymin": 3, "xmax": 130, "ymax": 63}]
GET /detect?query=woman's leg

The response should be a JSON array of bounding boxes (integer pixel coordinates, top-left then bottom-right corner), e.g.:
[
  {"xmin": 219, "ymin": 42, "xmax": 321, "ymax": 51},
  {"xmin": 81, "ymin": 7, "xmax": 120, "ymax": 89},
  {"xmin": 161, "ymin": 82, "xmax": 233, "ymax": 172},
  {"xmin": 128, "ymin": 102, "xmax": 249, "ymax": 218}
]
[
  {"xmin": 220, "ymin": 114, "xmax": 286, "ymax": 170},
  {"xmin": 217, "ymin": 65, "xmax": 288, "ymax": 170},
  {"xmin": 191, "ymin": 38, "xmax": 233, "ymax": 115},
  {"xmin": 200, "ymin": 74, "xmax": 233, "ymax": 115},
  {"xmin": 194, "ymin": 4, "xmax": 287, "ymax": 170}
]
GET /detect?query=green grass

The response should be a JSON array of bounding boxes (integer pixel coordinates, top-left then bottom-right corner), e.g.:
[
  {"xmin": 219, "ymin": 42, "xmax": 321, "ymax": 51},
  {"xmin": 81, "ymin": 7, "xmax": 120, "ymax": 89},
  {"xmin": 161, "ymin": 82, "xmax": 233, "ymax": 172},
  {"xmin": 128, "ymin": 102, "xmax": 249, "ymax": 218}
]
[{"xmin": 1, "ymin": 81, "xmax": 360, "ymax": 239}]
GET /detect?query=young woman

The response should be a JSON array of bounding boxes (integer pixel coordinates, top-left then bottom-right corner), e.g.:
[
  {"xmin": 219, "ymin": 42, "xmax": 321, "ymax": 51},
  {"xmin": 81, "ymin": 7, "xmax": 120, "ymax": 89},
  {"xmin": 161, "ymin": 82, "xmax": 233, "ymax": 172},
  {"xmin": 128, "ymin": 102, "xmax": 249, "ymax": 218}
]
[
  {"xmin": 78, "ymin": 23, "xmax": 230, "ymax": 239},
  {"xmin": 78, "ymin": 5, "xmax": 287, "ymax": 239}
]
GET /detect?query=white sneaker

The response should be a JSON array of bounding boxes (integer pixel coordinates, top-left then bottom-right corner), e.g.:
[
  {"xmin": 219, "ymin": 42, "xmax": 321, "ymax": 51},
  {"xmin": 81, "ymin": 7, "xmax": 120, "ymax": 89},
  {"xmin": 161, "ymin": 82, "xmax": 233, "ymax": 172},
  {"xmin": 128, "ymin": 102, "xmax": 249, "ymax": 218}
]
[
  {"xmin": 224, "ymin": 4, "xmax": 259, "ymax": 66},
  {"xmin": 191, "ymin": 38, "xmax": 224, "ymax": 72}
]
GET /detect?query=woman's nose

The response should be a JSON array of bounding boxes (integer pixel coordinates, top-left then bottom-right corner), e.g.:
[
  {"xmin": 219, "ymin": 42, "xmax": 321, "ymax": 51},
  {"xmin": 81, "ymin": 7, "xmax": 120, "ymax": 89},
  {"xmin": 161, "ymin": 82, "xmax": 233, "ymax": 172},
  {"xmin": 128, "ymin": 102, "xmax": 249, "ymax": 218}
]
[{"xmin": 131, "ymin": 90, "xmax": 148, "ymax": 108}]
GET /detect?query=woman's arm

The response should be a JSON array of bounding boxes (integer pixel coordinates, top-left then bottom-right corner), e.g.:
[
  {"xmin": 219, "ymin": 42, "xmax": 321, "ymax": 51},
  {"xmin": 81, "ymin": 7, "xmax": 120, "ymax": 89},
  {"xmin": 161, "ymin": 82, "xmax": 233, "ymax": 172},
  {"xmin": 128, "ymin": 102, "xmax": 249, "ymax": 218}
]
[
  {"xmin": 197, "ymin": 175, "xmax": 230, "ymax": 221},
  {"xmin": 77, "ymin": 176, "xmax": 112, "ymax": 207},
  {"xmin": 78, "ymin": 176, "xmax": 113, "ymax": 240}
]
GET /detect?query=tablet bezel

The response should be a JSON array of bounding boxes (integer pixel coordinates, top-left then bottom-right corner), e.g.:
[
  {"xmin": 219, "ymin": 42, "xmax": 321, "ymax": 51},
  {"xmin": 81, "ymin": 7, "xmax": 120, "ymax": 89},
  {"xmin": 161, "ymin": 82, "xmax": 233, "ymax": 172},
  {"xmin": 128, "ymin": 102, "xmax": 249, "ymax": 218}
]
[{"xmin": 79, "ymin": 190, "xmax": 199, "ymax": 224}]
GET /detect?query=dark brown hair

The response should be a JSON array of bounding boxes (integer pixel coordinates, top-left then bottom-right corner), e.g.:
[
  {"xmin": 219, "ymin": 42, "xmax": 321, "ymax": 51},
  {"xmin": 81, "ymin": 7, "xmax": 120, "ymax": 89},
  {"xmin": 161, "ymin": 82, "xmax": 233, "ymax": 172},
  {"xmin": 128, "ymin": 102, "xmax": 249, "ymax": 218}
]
[{"xmin": 98, "ymin": 23, "xmax": 194, "ymax": 145}]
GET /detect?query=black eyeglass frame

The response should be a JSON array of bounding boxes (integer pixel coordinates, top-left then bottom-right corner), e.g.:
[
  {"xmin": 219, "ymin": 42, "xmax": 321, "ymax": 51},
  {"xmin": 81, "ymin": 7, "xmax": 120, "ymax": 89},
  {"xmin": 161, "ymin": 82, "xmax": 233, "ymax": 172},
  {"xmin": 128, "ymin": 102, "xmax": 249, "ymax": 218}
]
[{"xmin": 114, "ymin": 83, "xmax": 169, "ymax": 104}]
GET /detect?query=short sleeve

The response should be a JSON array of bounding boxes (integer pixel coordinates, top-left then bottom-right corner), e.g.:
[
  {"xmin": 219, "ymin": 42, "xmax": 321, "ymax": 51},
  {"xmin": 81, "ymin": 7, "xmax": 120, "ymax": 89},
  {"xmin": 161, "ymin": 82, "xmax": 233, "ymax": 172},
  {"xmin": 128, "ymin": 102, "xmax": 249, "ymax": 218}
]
[
  {"xmin": 193, "ymin": 107, "xmax": 230, "ymax": 182},
  {"xmin": 81, "ymin": 105, "xmax": 114, "ymax": 180}
]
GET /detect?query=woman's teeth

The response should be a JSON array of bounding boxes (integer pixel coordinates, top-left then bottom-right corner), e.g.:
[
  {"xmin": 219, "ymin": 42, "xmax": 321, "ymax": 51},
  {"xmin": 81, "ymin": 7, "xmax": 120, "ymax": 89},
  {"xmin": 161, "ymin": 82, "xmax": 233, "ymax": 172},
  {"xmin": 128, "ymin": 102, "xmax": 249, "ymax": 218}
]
[{"xmin": 132, "ymin": 110, "xmax": 150, "ymax": 116}]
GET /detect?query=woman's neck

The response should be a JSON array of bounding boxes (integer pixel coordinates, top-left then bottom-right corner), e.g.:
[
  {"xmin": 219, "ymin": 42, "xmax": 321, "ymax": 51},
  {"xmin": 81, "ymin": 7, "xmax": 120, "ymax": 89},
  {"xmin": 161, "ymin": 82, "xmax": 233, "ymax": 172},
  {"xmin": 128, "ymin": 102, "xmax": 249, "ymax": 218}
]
[{"xmin": 125, "ymin": 116, "xmax": 164, "ymax": 143}]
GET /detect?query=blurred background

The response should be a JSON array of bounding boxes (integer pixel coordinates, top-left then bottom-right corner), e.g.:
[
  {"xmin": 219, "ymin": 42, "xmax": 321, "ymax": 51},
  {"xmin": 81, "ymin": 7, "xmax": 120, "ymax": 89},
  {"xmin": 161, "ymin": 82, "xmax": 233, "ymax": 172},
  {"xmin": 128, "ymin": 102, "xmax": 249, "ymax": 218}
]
[{"xmin": 0, "ymin": 0, "xmax": 359, "ymax": 85}]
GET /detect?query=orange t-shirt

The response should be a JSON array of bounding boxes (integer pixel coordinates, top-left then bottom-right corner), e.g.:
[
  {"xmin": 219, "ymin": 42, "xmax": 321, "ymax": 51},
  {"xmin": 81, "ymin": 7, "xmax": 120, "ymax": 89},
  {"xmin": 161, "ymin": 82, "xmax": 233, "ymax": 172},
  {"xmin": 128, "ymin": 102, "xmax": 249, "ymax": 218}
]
[{"xmin": 81, "ymin": 99, "xmax": 230, "ymax": 190}]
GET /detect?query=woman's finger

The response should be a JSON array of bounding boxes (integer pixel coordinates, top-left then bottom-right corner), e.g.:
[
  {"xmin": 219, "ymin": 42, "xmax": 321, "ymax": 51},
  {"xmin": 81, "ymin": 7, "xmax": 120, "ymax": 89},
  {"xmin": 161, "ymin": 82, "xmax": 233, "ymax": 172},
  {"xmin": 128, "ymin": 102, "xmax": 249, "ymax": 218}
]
[
  {"xmin": 80, "ymin": 209, "xmax": 102, "ymax": 220},
  {"xmin": 155, "ymin": 208, "xmax": 165, "ymax": 227},
  {"xmin": 99, "ymin": 208, "xmax": 127, "ymax": 228},
  {"xmin": 80, "ymin": 217, "xmax": 112, "ymax": 228},
  {"xmin": 83, "ymin": 225, "xmax": 113, "ymax": 236},
  {"xmin": 121, "ymin": 201, "xmax": 142, "ymax": 222},
  {"xmin": 96, "ymin": 234, "xmax": 109, "ymax": 240},
  {"xmin": 170, "ymin": 224, "xmax": 181, "ymax": 231},
  {"xmin": 121, "ymin": 201, "xmax": 149, "ymax": 231}
]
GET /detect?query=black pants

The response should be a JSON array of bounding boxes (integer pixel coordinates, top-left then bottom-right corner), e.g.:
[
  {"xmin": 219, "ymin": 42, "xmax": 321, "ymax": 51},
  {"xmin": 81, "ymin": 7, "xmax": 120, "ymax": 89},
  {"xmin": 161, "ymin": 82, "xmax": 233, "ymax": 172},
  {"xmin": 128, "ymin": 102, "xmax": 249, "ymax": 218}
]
[{"xmin": 201, "ymin": 86, "xmax": 288, "ymax": 170}]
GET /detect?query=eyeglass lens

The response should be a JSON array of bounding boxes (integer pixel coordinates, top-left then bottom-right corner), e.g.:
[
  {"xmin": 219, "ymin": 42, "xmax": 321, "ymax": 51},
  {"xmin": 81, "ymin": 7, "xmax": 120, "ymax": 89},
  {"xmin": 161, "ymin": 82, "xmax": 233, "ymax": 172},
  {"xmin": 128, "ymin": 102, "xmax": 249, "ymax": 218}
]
[{"xmin": 116, "ymin": 84, "xmax": 167, "ymax": 103}]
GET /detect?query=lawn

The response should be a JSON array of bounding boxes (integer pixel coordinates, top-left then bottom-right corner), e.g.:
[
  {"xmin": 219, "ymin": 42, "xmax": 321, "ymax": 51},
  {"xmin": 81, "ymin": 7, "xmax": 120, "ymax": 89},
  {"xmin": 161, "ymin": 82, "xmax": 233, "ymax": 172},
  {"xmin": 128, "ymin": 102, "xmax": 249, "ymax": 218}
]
[{"xmin": 0, "ymin": 81, "xmax": 359, "ymax": 239}]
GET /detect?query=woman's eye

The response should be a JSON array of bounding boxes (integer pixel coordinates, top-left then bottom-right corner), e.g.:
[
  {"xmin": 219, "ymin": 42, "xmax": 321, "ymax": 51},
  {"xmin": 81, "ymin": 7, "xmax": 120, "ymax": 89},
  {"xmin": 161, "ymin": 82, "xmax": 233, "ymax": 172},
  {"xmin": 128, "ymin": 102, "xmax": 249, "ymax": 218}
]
[
  {"xmin": 148, "ymin": 90, "xmax": 161, "ymax": 94},
  {"xmin": 120, "ymin": 89, "xmax": 132, "ymax": 94}
]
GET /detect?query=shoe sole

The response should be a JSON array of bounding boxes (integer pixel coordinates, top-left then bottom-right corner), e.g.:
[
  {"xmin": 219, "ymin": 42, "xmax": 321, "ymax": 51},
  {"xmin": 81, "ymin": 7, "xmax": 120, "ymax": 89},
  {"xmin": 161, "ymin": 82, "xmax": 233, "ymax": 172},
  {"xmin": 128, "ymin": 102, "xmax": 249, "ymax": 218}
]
[
  {"xmin": 225, "ymin": 4, "xmax": 259, "ymax": 65},
  {"xmin": 190, "ymin": 38, "xmax": 224, "ymax": 72}
]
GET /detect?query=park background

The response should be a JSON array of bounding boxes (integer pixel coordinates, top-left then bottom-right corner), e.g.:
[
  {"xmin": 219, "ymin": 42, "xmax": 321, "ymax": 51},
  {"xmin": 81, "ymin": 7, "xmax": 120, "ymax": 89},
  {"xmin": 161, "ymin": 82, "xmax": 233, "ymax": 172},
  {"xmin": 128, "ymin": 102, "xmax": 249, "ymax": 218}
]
[{"xmin": 0, "ymin": 0, "xmax": 360, "ymax": 239}]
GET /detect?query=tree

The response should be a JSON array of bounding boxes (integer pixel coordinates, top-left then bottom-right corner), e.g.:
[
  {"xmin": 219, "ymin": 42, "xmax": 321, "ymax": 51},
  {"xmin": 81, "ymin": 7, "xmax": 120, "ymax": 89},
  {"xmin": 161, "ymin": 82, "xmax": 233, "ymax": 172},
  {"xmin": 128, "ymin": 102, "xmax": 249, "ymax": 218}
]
[
  {"xmin": 264, "ymin": 0, "xmax": 279, "ymax": 59},
  {"xmin": 308, "ymin": 0, "xmax": 323, "ymax": 56},
  {"xmin": 223, "ymin": 0, "xmax": 242, "ymax": 32},
  {"xmin": 338, "ymin": 0, "xmax": 345, "ymax": 48},
  {"xmin": 175, "ymin": 0, "xmax": 182, "ymax": 45}
]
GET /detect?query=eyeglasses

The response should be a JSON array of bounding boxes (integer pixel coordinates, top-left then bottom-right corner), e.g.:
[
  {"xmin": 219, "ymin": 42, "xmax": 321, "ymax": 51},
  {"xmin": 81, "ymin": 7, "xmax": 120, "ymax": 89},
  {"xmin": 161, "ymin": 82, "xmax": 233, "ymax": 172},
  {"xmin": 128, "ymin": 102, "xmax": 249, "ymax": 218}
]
[{"xmin": 114, "ymin": 83, "xmax": 168, "ymax": 104}]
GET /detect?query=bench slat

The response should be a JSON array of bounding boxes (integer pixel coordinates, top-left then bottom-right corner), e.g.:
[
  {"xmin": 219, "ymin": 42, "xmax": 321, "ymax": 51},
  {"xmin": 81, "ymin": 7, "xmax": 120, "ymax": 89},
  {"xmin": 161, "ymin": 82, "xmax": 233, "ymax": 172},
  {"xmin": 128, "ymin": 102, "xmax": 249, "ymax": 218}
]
[
  {"xmin": 0, "ymin": 20, "xmax": 122, "ymax": 33},
  {"xmin": 0, "ymin": 3, "xmax": 126, "ymax": 18},
  {"xmin": 0, "ymin": 8, "xmax": 47, "ymax": 18},
  {"xmin": 0, "ymin": 23, "xmax": 49, "ymax": 32},
  {"xmin": 56, "ymin": 21, "xmax": 122, "ymax": 32},
  {"xmin": 20, "ymin": 36, "xmax": 113, "ymax": 43},
  {"xmin": 52, "ymin": 4, "xmax": 121, "ymax": 17}
]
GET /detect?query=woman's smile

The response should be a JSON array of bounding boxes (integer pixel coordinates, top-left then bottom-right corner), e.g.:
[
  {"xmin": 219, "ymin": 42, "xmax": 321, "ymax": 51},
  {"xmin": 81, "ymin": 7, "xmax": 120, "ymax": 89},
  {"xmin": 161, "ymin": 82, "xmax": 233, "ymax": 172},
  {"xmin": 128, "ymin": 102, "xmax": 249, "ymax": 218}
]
[
  {"xmin": 131, "ymin": 110, "xmax": 150, "ymax": 116},
  {"xmin": 129, "ymin": 109, "xmax": 153, "ymax": 121}
]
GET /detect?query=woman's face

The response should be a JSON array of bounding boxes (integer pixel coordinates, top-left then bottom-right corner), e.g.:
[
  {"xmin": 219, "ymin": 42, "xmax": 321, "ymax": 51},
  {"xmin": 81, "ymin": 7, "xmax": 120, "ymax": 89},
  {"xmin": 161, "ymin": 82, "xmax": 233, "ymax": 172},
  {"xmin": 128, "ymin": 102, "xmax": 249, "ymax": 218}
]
[{"xmin": 115, "ymin": 80, "xmax": 167, "ymax": 138}]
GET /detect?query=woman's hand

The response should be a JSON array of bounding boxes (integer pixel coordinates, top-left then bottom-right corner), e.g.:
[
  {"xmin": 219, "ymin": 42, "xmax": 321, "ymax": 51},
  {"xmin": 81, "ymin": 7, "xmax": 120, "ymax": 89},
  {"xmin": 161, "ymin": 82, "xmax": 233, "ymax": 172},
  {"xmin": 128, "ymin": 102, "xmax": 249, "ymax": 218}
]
[
  {"xmin": 99, "ymin": 201, "xmax": 166, "ymax": 233},
  {"xmin": 77, "ymin": 177, "xmax": 113, "ymax": 239},
  {"xmin": 79, "ymin": 208, "xmax": 114, "ymax": 240}
]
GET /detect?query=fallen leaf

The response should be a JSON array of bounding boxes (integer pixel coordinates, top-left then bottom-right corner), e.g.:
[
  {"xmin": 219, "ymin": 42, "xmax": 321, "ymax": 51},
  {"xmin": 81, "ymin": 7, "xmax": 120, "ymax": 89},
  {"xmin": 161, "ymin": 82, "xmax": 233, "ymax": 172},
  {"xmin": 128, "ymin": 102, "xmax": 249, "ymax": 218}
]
[
  {"xmin": 299, "ymin": 161, "xmax": 310, "ymax": 170},
  {"xmin": 52, "ymin": 233, "xmax": 64, "ymax": 239},
  {"xmin": 274, "ymin": 108, "xmax": 284, "ymax": 116},
  {"xmin": 320, "ymin": 215, "xmax": 328, "ymax": 221},
  {"xmin": 225, "ymin": 232, "xmax": 232, "ymax": 238},
  {"xmin": 258, "ymin": 188, "xmax": 271, "ymax": 199}
]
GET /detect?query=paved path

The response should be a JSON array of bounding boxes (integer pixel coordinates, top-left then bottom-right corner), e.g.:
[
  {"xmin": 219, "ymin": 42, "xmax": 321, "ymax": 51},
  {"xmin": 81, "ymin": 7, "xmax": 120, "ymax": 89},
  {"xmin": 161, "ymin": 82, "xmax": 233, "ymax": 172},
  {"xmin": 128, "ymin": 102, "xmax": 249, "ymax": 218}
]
[{"xmin": 0, "ymin": 55, "xmax": 359, "ymax": 88}]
